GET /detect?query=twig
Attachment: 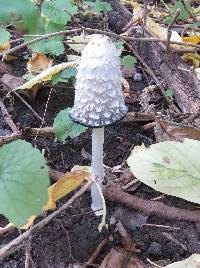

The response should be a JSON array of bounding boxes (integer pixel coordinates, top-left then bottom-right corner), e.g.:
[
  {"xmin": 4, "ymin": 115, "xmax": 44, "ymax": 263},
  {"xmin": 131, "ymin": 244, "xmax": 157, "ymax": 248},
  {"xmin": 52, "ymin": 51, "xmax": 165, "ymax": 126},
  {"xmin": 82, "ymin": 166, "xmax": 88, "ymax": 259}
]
[
  {"xmin": 143, "ymin": 0, "xmax": 148, "ymax": 26},
  {"xmin": 0, "ymin": 180, "xmax": 92, "ymax": 260},
  {"xmin": 146, "ymin": 258, "xmax": 162, "ymax": 268},
  {"xmin": 24, "ymin": 237, "xmax": 34, "ymax": 268},
  {"xmin": 180, "ymin": 0, "xmax": 197, "ymax": 22},
  {"xmin": 122, "ymin": 179, "xmax": 140, "ymax": 191},
  {"xmin": 86, "ymin": 237, "xmax": 111, "ymax": 266},
  {"xmin": 141, "ymin": 223, "xmax": 180, "ymax": 231},
  {"xmin": 102, "ymin": 185, "xmax": 200, "ymax": 223},
  {"xmin": 0, "ymin": 29, "xmax": 82, "ymax": 59},
  {"xmin": 1, "ymin": 26, "xmax": 200, "ymax": 59},
  {"xmin": 0, "ymin": 98, "xmax": 18, "ymax": 133},
  {"xmin": 115, "ymin": 221, "xmax": 138, "ymax": 253},
  {"xmin": 143, "ymin": 122, "xmax": 156, "ymax": 131},
  {"xmin": 172, "ymin": 47, "xmax": 198, "ymax": 53},
  {"xmin": 12, "ymin": 91, "xmax": 44, "ymax": 123},
  {"xmin": 166, "ymin": 9, "xmax": 181, "ymax": 52}
]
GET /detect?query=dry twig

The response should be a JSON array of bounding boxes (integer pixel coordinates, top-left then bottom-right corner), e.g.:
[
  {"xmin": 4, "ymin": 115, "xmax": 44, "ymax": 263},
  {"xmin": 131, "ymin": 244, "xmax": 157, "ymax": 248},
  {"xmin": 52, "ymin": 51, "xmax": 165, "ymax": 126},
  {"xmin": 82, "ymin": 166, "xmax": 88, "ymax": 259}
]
[
  {"xmin": 166, "ymin": 9, "xmax": 181, "ymax": 52},
  {"xmin": 103, "ymin": 185, "xmax": 200, "ymax": 223},
  {"xmin": 1, "ymin": 26, "xmax": 200, "ymax": 59}
]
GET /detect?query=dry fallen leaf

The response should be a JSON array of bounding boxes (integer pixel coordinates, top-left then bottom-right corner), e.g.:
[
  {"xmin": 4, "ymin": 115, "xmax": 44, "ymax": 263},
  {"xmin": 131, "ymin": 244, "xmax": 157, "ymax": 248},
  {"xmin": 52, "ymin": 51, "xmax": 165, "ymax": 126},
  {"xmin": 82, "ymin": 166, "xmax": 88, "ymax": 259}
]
[
  {"xmin": 27, "ymin": 52, "xmax": 53, "ymax": 75},
  {"xmin": 21, "ymin": 170, "xmax": 90, "ymax": 229},
  {"xmin": 67, "ymin": 34, "xmax": 92, "ymax": 53},
  {"xmin": 43, "ymin": 170, "xmax": 90, "ymax": 211},
  {"xmin": 99, "ymin": 248, "xmax": 145, "ymax": 268},
  {"xmin": 155, "ymin": 119, "xmax": 200, "ymax": 142},
  {"xmin": 16, "ymin": 61, "xmax": 77, "ymax": 91},
  {"xmin": 182, "ymin": 53, "xmax": 200, "ymax": 68},
  {"xmin": 0, "ymin": 42, "xmax": 10, "ymax": 53},
  {"xmin": 182, "ymin": 35, "xmax": 200, "ymax": 45}
]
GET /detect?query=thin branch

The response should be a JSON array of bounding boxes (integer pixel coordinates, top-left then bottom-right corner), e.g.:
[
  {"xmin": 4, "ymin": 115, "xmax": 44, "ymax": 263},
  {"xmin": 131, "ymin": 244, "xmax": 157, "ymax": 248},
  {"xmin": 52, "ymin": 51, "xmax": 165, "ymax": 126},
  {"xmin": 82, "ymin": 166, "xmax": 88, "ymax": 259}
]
[
  {"xmin": 103, "ymin": 185, "xmax": 200, "ymax": 223},
  {"xmin": 1, "ymin": 26, "xmax": 200, "ymax": 59},
  {"xmin": 180, "ymin": 0, "xmax": 197, "ymax": 22},
  {"xmin": 0, "ymin": 180, "xmax": 92, "ymax": 260},
  {"xmin": 143, "ymin": 0, "xmax": 148, "ymax": 26},
  {"xmin": 167, "ymin": 8, "xmax": 181, "ymax": 52},
  {"xmin": 0, "ymin": 28, "xmax": 82, "ymax": 59}
]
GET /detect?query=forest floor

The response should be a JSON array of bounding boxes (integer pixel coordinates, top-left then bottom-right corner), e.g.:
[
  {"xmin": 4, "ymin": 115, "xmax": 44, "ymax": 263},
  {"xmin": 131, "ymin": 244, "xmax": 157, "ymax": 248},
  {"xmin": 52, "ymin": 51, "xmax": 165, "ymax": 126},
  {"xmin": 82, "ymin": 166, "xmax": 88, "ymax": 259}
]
[{"xmin": 0, "ymin": 1, "xmax": 200, "ymax": 267}]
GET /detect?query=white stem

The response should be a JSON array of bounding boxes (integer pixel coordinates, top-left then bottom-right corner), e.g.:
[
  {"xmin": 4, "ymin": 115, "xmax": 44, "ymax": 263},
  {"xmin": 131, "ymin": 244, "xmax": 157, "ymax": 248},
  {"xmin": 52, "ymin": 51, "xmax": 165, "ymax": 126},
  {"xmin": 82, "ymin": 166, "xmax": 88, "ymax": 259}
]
[{"xmin": 91, "ymin": 127, "xmax": 104, "ymax": 216}]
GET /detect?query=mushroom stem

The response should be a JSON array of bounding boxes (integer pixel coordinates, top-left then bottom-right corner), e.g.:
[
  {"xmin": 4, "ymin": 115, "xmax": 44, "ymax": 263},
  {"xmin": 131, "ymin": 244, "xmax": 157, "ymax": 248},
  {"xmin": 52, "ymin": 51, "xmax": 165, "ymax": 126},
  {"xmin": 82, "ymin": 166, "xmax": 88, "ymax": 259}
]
[{"xmin": 91, "ymin": 127, "xmax": 104, "ymax": 216}]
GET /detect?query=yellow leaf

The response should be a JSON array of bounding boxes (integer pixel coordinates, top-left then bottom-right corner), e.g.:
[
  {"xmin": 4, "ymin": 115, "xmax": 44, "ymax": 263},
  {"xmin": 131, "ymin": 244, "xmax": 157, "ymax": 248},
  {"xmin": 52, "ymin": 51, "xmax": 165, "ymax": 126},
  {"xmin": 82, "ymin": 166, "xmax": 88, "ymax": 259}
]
[
  {"xmin": 0, "ymin": 42, "xmax": 10, "ymax": 53},
  {"xmin": 43, "ymin": 170, "xmax": 90, "ymax": 211},
  {"xmin": 21, "ymin": 216, "xmax": 37, "ymax": 230},
  {"xmin": 182, "ymin": 53, "xmax": 200, "ymax": 68},
  {"xmin": 16, "ymin": 61, "xmax": 77, "ymax": 91},
  {"xmin": 27, "ymin": 52, "xmax": 53, "ymax": 75},
  {"xmin": 21, "ymin": 170, "xmax": 90, "ymax": 229},
  {"xmin": 182, "ymin": 35, "xmax": 200, "ymax": 45}
]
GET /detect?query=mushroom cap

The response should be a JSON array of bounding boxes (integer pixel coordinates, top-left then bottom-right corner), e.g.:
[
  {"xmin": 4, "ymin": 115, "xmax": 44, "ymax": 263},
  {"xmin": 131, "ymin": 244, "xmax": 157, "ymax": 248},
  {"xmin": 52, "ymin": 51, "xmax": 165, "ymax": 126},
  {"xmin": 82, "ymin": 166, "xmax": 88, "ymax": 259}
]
[{"xmin": 70, "ymin": 34, "xmax": 128, "ymax": 128}]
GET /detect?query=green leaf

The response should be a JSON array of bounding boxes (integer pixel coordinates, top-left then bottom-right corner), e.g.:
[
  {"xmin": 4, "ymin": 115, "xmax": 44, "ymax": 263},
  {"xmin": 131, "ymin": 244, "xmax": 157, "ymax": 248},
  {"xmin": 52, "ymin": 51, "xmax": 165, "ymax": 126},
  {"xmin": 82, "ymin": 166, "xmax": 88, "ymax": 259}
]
[
  {"xmin": 0, "ymin": 0, "xmax": 39, "ymax": 33},
  {"xmin": 165, "ymin": 88, "xmax": 174, "ymax": 97},
  {"xmin": 0, "ymin": 28, "xmax": 10, "ymax": 44},
  {"xmin": 53, "ymin": 108, "xmax": 87, "ymax": 141},
  {"xmin": 52, "ymin": 67, "xmax": 77, "ymax": 84},
  {"xmin": 114, "ymin": 40, "xmax": 125, "ymax": 49},
  {"xmin": 93, "ymin": 0, "xmax": 112, "ymax": 12},
  {"xmin": 127, "ymin": 139, "xmax": 200, "ymax": 204},
  {"xmin": 29, "ymin": 39, "xmax": 65, "ymax": 56},
  {"xmin": 0, "ymin": 140, "xmax": 49, "ymax": 226},
  {"xmin": 60, "ymin": 68, "xmax": 77, "ymax": 79},
  {"xmin": 121, "ymin": 55, "xmax": 137, "ymax": 69},
  {"xmin": 42, "ymin": 0, "xmax": 78, "ymax": 25},
  {"xmin": 189, "ymin": 21, "xmax": 200, "ymax": 28},
  {"xmin": 164, "ymin": 0, "xmax": 192, "ymax": 24}
]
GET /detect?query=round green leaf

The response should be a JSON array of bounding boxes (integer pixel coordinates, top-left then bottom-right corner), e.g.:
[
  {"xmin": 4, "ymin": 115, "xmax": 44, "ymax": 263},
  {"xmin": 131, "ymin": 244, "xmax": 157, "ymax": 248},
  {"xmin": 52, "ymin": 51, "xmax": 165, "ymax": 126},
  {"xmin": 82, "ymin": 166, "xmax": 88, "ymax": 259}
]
[
  {"xmin": 53, "ymin": 108, "xmax": 87, "ymax": 141},
  {"xmin": 0, "ymin": 140, "xmax": 49, "ymax": 226},
  {"xmin": 127, "ymin": 139, "xmax": 200, "ymax": 204},
  {"xmin": 121, "ymin": 55, "xmax": 137, "ymax": 69}
]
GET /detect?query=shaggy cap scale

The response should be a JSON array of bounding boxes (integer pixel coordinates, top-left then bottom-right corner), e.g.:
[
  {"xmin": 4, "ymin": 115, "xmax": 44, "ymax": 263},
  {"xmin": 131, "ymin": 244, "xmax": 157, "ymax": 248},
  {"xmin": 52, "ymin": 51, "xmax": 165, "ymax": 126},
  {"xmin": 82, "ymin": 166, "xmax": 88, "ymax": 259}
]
[{"xmin": 70, "ymin": 34, "xmax": 128, "ymax": 127}]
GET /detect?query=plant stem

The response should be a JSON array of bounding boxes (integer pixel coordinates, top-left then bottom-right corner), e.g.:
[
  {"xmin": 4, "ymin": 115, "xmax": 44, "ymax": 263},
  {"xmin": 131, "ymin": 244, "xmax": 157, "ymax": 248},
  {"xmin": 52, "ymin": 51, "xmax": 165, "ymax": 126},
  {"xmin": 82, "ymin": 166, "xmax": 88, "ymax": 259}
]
[{"xmin": 91, "ymin": 127, "xmax": 104, "ymax": 216}]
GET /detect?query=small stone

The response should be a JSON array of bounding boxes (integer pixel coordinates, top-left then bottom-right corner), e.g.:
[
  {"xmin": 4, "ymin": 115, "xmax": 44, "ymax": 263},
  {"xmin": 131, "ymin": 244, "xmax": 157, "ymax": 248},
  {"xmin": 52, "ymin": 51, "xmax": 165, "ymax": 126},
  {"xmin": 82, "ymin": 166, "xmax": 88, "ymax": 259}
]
[{"xmin": 147, "ymin": 242, "xmax": 162, "ymax": 257}]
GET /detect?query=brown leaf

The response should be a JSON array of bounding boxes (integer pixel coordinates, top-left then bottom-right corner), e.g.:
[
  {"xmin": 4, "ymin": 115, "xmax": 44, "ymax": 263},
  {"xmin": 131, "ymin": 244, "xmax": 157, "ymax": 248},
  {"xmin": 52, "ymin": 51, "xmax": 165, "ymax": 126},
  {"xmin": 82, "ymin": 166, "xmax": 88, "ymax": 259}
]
[
  {"xmin": 0, "ymin": 42, "xmax": 10, "ymax": 53},
  {"xmin": 99, "ymin": 248, "xmax": 146, "ymax": 268},
  {"xmin": 155, "ymin": 119, "xmax": 200, "ymax": 142},
  {"xmin": 27, "ymin": 52, "xmax": 53, "ymax": 75}
]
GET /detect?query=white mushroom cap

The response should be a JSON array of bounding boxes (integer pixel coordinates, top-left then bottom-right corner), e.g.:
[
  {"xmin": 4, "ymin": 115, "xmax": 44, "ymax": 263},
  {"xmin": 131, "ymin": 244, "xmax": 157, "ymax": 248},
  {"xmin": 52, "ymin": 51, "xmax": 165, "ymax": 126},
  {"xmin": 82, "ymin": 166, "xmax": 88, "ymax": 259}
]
[{"xmin": 70, "ymin": 34, "xmax": 128, "ymax": 127}]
